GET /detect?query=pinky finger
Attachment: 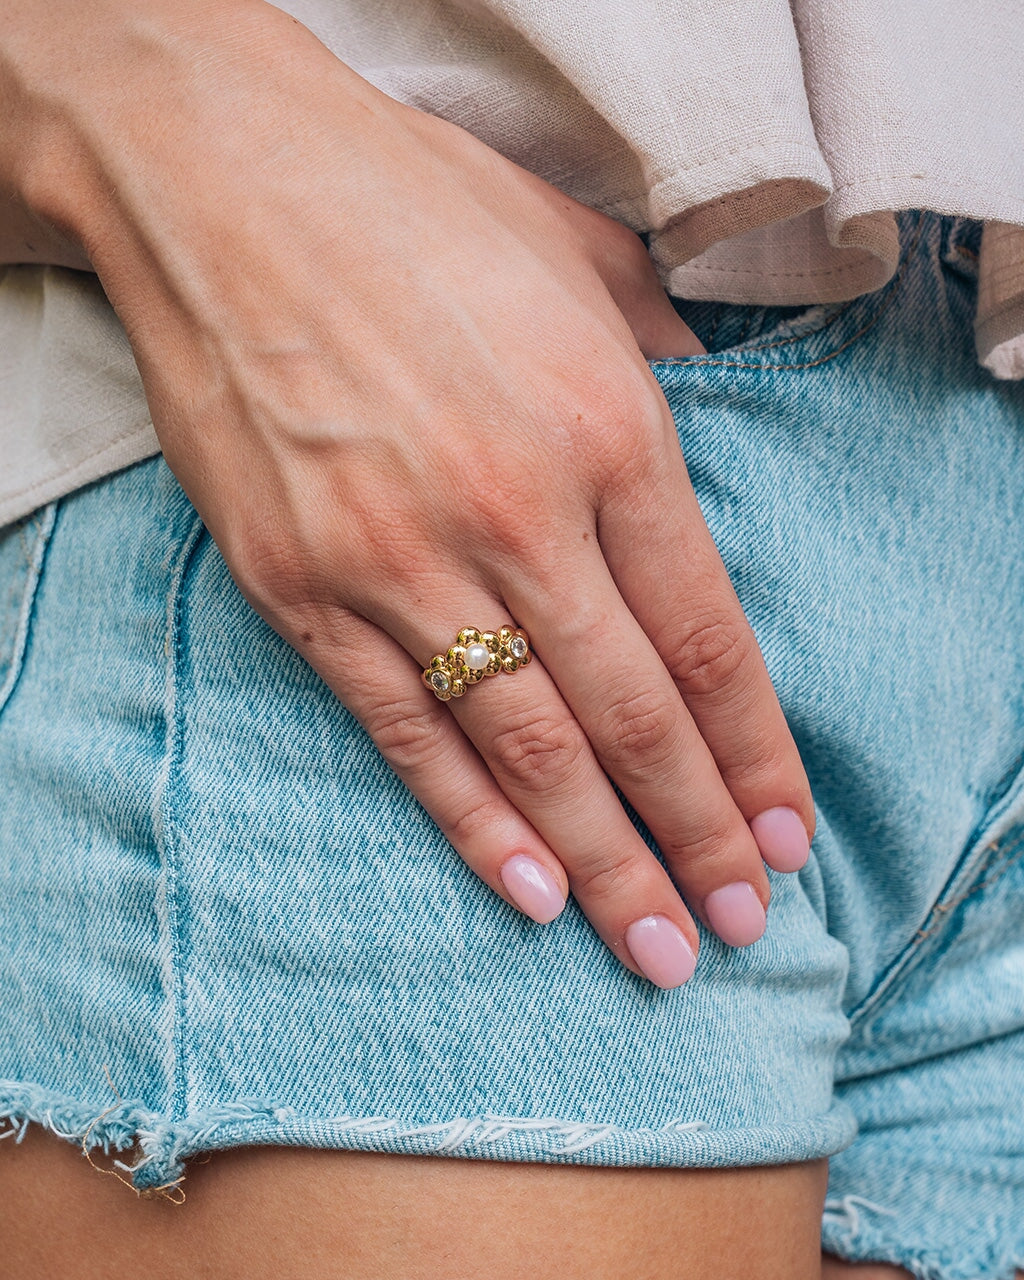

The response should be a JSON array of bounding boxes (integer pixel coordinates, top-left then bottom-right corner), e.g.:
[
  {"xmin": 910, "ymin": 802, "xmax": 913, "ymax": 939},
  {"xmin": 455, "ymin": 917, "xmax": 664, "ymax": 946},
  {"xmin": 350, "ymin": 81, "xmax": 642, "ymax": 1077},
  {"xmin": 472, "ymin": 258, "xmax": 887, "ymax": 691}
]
[{"xmin": 306, "ymin": 611, "xmax": 569, "ymax": 925}]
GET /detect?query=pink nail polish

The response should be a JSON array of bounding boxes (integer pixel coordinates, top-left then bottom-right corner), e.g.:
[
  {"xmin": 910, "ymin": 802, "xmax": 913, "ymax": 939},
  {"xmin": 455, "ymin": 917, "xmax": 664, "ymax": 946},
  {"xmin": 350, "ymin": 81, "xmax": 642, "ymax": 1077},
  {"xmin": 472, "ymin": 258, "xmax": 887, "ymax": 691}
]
[
  {"xmin": 499, "ymin": 855, "xmax": 566, "ymax": 924},
  {"xmin": 624, "ymin": 915, "xmax": 697, "ymax": 989},
  {"xmin": 750, "ymin": 806, "xmax": 811, "ymax": 872},
  {"xmin": 704, "ymin": 881, "xmax": 767, "ymax": 947}
]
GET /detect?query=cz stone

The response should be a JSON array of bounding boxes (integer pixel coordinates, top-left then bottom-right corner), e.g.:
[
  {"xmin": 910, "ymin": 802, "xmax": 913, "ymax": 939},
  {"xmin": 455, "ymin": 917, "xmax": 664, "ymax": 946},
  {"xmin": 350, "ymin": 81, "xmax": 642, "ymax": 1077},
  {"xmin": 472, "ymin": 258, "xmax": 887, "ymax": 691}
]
[
  {"xmin": 508, "ymin": 636, "xmax": 528, "ymax": 660},
  {"xmin": 430, "ymin": 671, "xmax": 451, "ymax": 693}
]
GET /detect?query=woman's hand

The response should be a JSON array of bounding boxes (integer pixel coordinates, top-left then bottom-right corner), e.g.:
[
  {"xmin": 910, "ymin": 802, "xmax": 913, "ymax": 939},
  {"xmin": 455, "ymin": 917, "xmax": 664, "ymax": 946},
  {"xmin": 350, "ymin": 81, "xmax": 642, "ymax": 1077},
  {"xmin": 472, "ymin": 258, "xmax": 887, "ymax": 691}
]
[{"xmin": 2, "ymin": 0, "xmax": 813, "ymax": 986}]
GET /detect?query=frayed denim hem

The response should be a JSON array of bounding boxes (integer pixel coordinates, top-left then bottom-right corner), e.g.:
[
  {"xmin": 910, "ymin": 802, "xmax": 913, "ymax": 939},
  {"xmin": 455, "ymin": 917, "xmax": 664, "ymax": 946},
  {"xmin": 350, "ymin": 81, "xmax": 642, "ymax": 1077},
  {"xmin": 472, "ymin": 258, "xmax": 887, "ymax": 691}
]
[
  {"xmin": 822, "ymin": 1194, "xmax": 1024, "ymax": 1280},
  {"xmin": 1, "ymin": 1080, "xmax": 856, "ymax": 1196}
]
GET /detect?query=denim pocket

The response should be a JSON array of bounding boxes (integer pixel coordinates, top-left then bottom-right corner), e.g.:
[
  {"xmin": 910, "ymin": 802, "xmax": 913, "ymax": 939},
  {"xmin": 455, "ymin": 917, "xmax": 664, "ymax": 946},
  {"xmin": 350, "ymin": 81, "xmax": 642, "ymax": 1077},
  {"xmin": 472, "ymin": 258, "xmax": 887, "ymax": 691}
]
[
  {"xmin": 0, "ymin": 504, "xmax": 56, "ymax": 720},
  {"xmin": 668, "ymin": 296, "xmax": 826, "ymax": 355},
  {"xmin": 651, "ymin": 280, "xmax": 900, "ymax": 374}
]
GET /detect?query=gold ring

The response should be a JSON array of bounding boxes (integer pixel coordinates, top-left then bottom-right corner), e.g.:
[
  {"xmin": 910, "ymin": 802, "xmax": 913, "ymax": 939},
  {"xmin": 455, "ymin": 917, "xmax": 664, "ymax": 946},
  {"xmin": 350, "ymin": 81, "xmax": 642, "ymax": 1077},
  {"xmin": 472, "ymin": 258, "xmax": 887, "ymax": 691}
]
[{"xmin": 422, "ymin": 626, "xmax": 532, "ymax": 701}]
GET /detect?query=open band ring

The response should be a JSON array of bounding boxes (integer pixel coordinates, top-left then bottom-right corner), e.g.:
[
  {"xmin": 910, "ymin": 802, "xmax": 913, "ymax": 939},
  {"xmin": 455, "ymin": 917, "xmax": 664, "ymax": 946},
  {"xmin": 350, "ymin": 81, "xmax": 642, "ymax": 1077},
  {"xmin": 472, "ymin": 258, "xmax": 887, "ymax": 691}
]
[{"xmin": 422, "ymin": 626, "xmax": 532, "ymax": 701}]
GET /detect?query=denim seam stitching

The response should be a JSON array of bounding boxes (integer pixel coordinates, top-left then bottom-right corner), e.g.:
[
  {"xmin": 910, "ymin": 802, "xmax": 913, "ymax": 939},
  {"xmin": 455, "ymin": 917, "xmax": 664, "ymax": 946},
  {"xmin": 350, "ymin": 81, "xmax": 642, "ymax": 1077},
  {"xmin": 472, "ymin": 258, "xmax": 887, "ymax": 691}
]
[
  {"xmin": 847, "ymin": 733, "xmax": 1024, "ymax": 1029},
  {"xmin": 912, "ymin": 839, "xmax": 1024, "ymax": 944},
  {"xmin": 844, "ymin": 826, "xmax": 1024, "ymax": 1031},
  {"xmin": 655, "ymin": 213, "xmax": 924, "ymax": 370},
  {"xmin": 709, "ymin": 295, "xmax": 861, "ymax": 357},
  {"xmin": 155, "ymin": 512, "xmax": 207, "ymax": 1126},
  {"xmin": 0, "ymin": 503, "xmax": 57, "ymax": 721},
  {"xmin": 652, "ymin": 297, "xmax": 855, "ymax": 367}
]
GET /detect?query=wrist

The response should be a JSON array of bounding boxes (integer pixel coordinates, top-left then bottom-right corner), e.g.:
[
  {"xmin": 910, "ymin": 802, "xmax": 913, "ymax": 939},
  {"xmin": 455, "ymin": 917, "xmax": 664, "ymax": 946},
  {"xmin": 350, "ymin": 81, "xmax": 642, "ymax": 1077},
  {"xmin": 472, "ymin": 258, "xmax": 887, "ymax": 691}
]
[{"xmin": 0, "ymin": 0, "xmax": 290, "ymax": 265}]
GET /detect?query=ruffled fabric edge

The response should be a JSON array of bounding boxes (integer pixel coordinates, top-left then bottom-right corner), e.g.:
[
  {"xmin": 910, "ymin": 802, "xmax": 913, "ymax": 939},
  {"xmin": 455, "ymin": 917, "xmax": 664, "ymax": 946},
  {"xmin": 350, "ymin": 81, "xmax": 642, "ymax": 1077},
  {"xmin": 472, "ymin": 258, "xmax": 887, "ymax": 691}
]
[{"xmin": 977, "ymin": 222, "xmax": 1024, "ymax": 380}]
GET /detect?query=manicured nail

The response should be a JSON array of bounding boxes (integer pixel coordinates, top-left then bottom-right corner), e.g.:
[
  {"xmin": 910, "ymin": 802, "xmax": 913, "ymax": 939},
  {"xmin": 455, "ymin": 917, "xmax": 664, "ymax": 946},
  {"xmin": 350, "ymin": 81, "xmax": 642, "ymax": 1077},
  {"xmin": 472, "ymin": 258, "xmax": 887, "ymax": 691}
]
[
  {"xmin": 704, "ymin": 881, "xmax": 767, "ymax": 947},
  {"xmin": 750, "ymin": 806, "xmax": 811, "ymax": 872},
  {"xmin": 499, "ymin": 855, "xmax": 566, "ymax": 924},
  {"xmin": 625, "ymin": 915, "xmax": 697, "ymax": 989}
]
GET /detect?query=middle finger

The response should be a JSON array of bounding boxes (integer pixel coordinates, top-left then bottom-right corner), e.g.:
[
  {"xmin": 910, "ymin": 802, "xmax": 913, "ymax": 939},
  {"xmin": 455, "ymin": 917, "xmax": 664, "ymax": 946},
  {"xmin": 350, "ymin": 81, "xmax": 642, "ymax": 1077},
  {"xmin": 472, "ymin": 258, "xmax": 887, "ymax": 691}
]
[{"xmin": 503, "ymin": 548, "xmax": 774, "ymax": 949}]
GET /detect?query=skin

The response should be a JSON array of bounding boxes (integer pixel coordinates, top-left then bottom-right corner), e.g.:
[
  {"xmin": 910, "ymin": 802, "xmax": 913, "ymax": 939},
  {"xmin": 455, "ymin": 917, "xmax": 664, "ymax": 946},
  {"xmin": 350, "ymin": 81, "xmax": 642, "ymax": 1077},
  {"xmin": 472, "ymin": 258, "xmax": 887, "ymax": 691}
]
[
  {"xmin": 1, "ymin": 0, "xmax": 816, "ymax": 985},
  {"xmin": 4, "ymin": 1130, "xmax": 1018, "ymax": 1279},
  {"xmin": 1, "ymin": 1128, "xmax": 830, "ymax": 1280},
  {"xmin": 0, "ymin": 3, "xmax": 1004, "ymax": 1274}
]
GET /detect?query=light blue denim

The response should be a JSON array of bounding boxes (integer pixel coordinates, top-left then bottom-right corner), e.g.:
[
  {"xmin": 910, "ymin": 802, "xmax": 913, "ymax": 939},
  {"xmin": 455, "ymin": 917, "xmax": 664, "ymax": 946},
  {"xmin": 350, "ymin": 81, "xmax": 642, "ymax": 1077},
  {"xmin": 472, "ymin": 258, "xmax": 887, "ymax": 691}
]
[{"xmin": 1, "ymin": 212, "xmax": 1022, "ymax": 1278}]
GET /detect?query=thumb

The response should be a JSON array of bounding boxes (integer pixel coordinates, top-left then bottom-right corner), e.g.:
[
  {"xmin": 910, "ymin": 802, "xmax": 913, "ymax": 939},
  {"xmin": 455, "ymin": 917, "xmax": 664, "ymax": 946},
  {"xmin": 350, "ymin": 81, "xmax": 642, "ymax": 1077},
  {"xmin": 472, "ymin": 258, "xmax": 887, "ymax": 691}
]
[
  {"xmin": 558, "ymin": 198, "xmax": 706, "ymax": 359},
  {"xmin": 598, "ymin": 228, "xmax": 706, "ymax": 359},
  {"xmin": 614, "ymin": 266, "xmax": 708, "ymax": 359}
]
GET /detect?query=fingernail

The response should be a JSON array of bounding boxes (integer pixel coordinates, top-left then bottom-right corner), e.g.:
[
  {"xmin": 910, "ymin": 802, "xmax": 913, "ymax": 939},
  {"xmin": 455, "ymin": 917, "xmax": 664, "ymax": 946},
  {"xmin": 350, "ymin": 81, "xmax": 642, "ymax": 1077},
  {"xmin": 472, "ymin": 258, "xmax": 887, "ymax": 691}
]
[
  {"xmin": 750, "ymin": 806, "xmax": 811, "ymax": 872},
  {"xmin": 625, "ymin": 915, "xmax": 697, "ymax": 989},
  {"xmin": 499, "ymin": 854, "xmax": 566, "ymax": 924},
  {"xmin": 704, "ymin": 881, "xmax": 767, "ymax": 947}
]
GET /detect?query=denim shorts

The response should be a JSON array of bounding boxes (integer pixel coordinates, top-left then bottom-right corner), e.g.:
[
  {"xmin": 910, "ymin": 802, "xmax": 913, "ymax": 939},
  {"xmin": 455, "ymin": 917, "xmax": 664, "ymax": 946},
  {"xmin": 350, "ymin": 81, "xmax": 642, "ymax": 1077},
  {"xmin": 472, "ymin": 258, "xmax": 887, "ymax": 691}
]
[{"xmin": 1, "ymin": 211, "xmax": 1022, "ymax": 1279}]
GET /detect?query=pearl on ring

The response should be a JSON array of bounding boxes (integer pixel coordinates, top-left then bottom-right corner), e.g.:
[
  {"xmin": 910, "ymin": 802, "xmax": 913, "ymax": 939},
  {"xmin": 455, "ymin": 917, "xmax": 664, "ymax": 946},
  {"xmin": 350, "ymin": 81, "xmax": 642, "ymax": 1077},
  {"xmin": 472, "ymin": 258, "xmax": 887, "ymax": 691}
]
[
  {"xmin": 422, "ymin": 625, "xmax": 531, "ymax": 700},
  {"xmin": 464, "ymin": 642, "xmax": 491, "ymax": 671}
]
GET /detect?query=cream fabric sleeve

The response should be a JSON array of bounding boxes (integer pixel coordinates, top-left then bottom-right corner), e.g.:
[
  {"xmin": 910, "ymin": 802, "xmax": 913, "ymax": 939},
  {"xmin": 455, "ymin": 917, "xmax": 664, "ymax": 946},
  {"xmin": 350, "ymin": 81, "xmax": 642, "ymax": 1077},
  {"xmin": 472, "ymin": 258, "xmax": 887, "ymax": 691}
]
[{"xmin": 2, "ymin": 0, "xmax": 1023, "ymax": 525}]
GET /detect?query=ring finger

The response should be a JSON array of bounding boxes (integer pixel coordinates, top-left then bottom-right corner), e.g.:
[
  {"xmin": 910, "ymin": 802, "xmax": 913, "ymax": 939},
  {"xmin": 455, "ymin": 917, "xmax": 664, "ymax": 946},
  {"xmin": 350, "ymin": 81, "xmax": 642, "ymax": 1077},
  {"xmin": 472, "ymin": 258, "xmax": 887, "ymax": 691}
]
[{"xmin": 293, "ymin": 605, "xmax": 690, "ymax": 985}]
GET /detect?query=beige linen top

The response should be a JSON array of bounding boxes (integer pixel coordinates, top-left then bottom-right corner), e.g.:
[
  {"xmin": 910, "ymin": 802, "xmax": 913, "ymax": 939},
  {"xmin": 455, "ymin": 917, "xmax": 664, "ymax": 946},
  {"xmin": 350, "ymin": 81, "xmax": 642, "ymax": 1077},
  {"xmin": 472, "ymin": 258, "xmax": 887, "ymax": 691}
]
[{"xmin": 2, "ymin": 0, "xmax": 1023, "ymax": 526}]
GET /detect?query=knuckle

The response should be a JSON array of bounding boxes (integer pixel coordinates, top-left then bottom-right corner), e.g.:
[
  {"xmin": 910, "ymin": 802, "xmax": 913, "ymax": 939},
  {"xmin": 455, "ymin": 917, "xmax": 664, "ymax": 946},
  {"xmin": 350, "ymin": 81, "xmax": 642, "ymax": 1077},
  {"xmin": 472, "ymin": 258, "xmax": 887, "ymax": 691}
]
[
  {"xmin": 599, "ymin": 217, "xmax": 652, "ymax": 270},
  {"xmin": 328, "ymin": 484, "xmax": 430, "ymax": 584},
  {"xmin": 587, "ymin": 383, "xmax": 671, "ymax": 484},
  {"xmin": 474, "ymin": 491, "xmax": 550, "ymax": 563},
  {"xmin": 448, "ymin": 452, "xmax": 561, "ymax": 565},
  {"xmin": 444, "ymin": 795, "xmax": 510, "ymax": 850},
  {"xmin": 598, "ymin": 690, "xmax": 680, "ymax": 777},
  {"xmin": 618, "ymin": 222, "xmax": 654, "ymax": 264},
  {"xmin": 587, "ymin": 367, "xmax": 665, "ymax": 440},
  {"xmin": 225, "ymin": 503, "xmax": 340, "ymax": 617},
  {"xmin": 660, "ymin": 818, "xmax": 742, "ymax": 874},
  {"xmin": 233, "ymin": 535, "xmax": 316, "ymax": 616},
  {"xmin": 569, "ymin": 846, "xmax": 642, "ymax": 905},
  {"xmin": 364, "ymin": 694, "xmax": 448, "ymax": 775},
  {"xmin": 719, "ymin": 726, "xmax": 789, "ymax": 791},
  {"xmin": 489, "ymin": 712, "xmax": 588, "ymax": 793},
  {"xmin": 668, "ymin": 614, "xmax": 755, "ymax": 697}
]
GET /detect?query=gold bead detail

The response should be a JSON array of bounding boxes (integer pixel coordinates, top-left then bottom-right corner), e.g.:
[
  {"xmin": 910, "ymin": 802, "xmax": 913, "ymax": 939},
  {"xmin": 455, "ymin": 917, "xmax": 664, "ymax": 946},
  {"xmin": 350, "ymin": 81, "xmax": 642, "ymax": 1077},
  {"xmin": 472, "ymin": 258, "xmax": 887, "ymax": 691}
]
[{"xmin": 423, "ymin": 626, "xmax": 531, "ymax": 700}]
